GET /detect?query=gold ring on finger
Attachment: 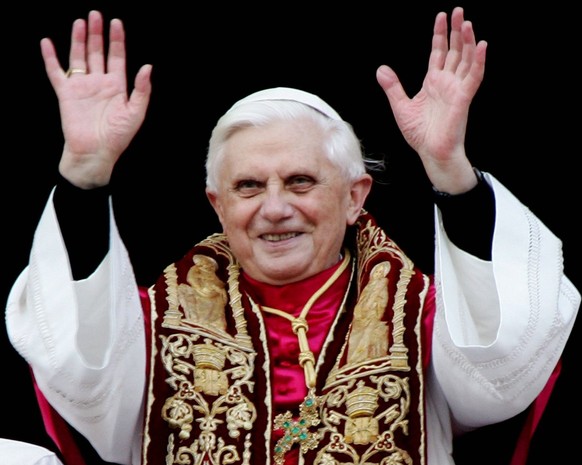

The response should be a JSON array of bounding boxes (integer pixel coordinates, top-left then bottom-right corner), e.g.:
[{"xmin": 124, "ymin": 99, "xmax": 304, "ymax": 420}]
[{"xmin": 66, "ymin": 68, "xmax": 87, "ymax": 78}]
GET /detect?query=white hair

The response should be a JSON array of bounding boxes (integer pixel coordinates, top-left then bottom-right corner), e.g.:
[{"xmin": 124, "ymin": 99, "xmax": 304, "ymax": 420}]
[{"xmin": 205, "ymin": 92, "xmax": 383, "ymax": 192}]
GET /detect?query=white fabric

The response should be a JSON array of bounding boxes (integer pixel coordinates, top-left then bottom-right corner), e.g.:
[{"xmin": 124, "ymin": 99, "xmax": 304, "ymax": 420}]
[
  {"xmin": 227, "ymin": 87, "xmax": 344, "ymax": 120},
  {"xmin": 5, "ymin": 174, "xmax": 580, "ymax": 465},
  {"xmin": 6, "ymin": 193, "xmax": 145, "ymax": 465},
  {"xmin": 0, "ymin": 439, "xmax": 64, "ymax": 465}
]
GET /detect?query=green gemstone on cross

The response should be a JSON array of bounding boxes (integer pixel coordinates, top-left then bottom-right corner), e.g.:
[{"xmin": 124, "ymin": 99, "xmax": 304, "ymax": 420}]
[{"xmin": 272, "ymin": 391, "xmax": 322, "ymax": 464}]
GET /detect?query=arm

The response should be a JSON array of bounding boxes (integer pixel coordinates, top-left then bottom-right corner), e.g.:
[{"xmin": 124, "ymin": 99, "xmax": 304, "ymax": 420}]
[
  {"xmin": 42, "ymin": 8, "xmax": 153, "ymax": 281},
  {"xmin": 6, "ymin": 11, "xmax": 152, "ymax": 464},
  {"xmin": 375, "ymin": 6, "xmax": 581, "ymax": 433}
]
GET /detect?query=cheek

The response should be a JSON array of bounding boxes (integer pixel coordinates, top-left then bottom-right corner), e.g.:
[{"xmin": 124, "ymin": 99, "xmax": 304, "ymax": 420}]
[
  {"xmin": 324, "ymin": 191, "xmax": 351, "ymax": 220},
  {"xmin": 310, "ymin": 198, "xmax": 348, "ymax": 232},
  {"xmin": 219, "ymin": 200, "xmax": 256, "ymax": 235}
]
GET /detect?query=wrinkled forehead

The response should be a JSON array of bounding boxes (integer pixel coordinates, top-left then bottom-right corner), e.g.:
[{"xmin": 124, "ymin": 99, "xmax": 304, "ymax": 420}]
[{"xmin": 226, "ymin": 87, "xmax": 343, "ymax": 121}]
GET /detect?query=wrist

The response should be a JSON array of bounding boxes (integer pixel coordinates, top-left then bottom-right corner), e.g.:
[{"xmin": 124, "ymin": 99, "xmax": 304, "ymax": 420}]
[{"xmin": 432, "ymin": 167, "xmax": 484, "ymax": 199}]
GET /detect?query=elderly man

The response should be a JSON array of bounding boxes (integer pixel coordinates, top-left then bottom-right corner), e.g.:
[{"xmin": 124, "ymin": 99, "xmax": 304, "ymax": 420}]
[{"xmin": 6, "ymin": 6, "xmax": 579, "ymax": 465}]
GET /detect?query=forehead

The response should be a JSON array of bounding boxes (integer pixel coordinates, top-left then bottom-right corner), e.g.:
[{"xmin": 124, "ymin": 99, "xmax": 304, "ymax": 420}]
[{"xmin": 221, "ymin": 119, "xmax": 333, "ymax": 173}]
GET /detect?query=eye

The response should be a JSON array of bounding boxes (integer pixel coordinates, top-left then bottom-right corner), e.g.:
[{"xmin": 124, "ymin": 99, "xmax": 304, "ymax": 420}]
[
  {"xmin": 233, "ymin": 179, "xmax": 264, "ymax": 197},
  {"xmin": 286, "ymin": 175, "xmax": 315, "ymax": 192}
]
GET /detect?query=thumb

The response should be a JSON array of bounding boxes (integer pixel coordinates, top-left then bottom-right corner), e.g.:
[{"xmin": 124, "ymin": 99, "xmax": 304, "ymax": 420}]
[
  {"xmin": 129, "ymin": 64, "xmax": 153, "ymax": 112},
  {"xmin": 376, "ymin": 65, "xmax": 408, "ymax": 108}
]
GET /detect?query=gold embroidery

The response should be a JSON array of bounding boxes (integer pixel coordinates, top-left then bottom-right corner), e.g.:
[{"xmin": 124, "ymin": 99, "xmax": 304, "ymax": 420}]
[
  {"xmin": 314, "ymin": 215, "xmax": 427, "ymax": 464},
  {"xmin": 162, "ymin": 395, "xmax": 194, "ymax": 440},
  {"xmin": 200, "ymin": 234, "xmax": 253, "ymax": 348},
  {"xmin": 315, "ymin": 374, "xmax": 413, "ymax": 464},
  {"xmin": 178, "ymin": 255, "xmax": 228, "ymax": 332},
  {"xmin": 160, "ymin": 334, "xmax": 257, "ymax": 462},
  {"xmin": 156, "ymin": 239, "xmax": 259, "ymax": 464},
  {"xmin": 390, "ymin": 265, "xmax": 414, "ymax": 369},
  {"xmin": 347, "ymin": 261, "xmax": 391, "ymax": 364},
  {"xmin": 345, "ymin": 382, "xmax": 380, "ymax": 444},
  {"xmin": 162, "ymin": 263, "xmax": 181, "ymax": 326},
  {"xmin": 193, "ymin": 343, "xmax": 229, "ymax": 395}
]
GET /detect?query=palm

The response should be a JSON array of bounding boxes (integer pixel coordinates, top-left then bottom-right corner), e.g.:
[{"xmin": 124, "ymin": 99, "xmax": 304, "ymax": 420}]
[
  {"xmin": 58, "ymin": 74, "xmax": 137, "ymax": 160},
  {"xmin": 396, "ymin": 67, "xmax": 474, "ymax": 162}
]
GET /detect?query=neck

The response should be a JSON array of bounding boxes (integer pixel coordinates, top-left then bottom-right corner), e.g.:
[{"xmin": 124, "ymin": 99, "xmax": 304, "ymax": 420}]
[{"xmin": 242, "ymin": 252, "xmax": 349, "ymax": 315}]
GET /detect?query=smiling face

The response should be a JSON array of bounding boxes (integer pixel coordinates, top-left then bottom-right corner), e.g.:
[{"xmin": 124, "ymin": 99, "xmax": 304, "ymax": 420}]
[{"xmin": 206, "ymin": 118, "xmax": 372, "ymax": 285}]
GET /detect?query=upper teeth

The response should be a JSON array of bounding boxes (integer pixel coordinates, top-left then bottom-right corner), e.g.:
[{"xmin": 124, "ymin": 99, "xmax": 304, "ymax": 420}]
[{"xmin": 263, "ymin": 232, "xmax": 297, "ymax": 241}]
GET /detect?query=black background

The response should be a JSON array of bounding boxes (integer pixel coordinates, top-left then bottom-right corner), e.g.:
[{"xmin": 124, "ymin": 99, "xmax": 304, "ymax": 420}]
[{"xmin": 2, "ymin": 2, "xmax": 580, "ymax": 464}]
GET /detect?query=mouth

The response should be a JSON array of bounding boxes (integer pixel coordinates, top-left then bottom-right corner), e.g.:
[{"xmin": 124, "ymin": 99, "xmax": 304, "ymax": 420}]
[{"xmin": 261, "ymin": 232, "xmax": 300, "ymax": 242}]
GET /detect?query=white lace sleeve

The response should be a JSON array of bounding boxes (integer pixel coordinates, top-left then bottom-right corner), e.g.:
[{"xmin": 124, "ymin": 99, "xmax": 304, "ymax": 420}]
[
  {"xmin": 431, "ymin": 173, "xmax": 580, "ymax": 431},
  {"xmin": 5, "ymin": 187, "xmax": 146, "ymax": 465}
]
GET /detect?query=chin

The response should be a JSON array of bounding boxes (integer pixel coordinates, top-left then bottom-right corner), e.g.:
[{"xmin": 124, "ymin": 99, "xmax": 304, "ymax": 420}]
[{"xmin": 259, "ymin": 261, "xmax": 314, "ymax": 285}]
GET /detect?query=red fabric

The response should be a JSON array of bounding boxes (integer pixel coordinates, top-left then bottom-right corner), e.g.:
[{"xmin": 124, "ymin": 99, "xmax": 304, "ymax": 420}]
[
  {"xmin": 510, "ymin": 360, "xmax": 562, "ymax": 465},
  {"xmin": 241, "ymin": 259, "xmax": 350, "ymax": 408},
  {"xmin": 422, "ymin": 280, "xmax": 436, "ymax": 370},
  {"xmin": 139, "ymin": 286, "xmax": 152, "ymax": 374}
]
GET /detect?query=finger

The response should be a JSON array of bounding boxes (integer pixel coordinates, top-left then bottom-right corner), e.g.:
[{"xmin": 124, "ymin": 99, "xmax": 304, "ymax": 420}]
[
  {"xmin": 427, "ymin": 11, "xmax": 448, "ymax": 72},
  {"xmin": 40, "ymin": 37, "xmax": 65, "ymax": 86},
  {"xmin": 464, "ymin": 40, "xmax": 487, "ymax": 96},
  {"xmin": 456, "ymin": 20, "xmax": 478, "ymax": 79},
  {"xmin": 86, "ymin": 10, "xmax": 105, "ymax": 74},
  {"xmin": 67, "ymin": 18, "xmax": 88, "ymax": 76},
  {"xmin": 106, "ymin": 18, "xmax": 127, "ymax": 80},
  {"xmin": 443, "ymin": 7, "xmax": 464, "ymax": 72}
]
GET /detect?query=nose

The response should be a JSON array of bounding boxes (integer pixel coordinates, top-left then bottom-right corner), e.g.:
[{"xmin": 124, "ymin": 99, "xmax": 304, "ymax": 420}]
[{"xmin": 260, "ymin": 185, "xmax": 294, "ymax": 221}]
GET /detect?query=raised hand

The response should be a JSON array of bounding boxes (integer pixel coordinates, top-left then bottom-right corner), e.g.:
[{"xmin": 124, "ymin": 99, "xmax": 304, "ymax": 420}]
[
  {"xmin": 376, "ymin": 6, "xmax": 487, "ymax": 193},
  {"xmin": 41, "ymin": 10, "xmax": 152, "ymax": 188}
]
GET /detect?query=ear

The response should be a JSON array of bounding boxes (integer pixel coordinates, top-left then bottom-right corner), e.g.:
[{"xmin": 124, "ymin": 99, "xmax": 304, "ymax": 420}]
[
  {"xmin": 206, "ymin": 188, "xmax": 225, "ymax": 227},
  {"xmin": 346, "ymin": 174, "xmax": 373, "ymax": 225}
]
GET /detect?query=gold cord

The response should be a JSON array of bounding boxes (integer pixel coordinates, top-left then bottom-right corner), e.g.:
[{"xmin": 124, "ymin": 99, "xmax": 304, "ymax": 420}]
[
  {"xmin": 262, "ymin": 248, "xmax": 351, "ymax": 389},
  {"xmin": 265, "ymin": 249, "xmax": 351, "ymax": 464}
]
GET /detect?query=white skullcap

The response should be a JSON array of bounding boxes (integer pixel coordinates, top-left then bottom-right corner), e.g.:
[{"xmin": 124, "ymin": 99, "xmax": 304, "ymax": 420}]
[{"xmin": 226, "ymin": 87, "xmax": 343, "ymax": 121}]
